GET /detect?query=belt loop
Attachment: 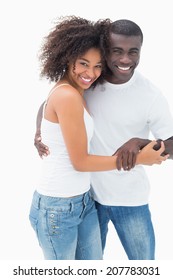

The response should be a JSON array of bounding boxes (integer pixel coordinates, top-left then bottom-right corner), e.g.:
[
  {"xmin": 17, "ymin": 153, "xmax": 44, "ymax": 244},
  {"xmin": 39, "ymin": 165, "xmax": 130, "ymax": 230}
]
[
  {"xmin": 83, "ymin": 191, "xmax": 89, "ymax": 206},
  {"xmin": 34, "ymin": 191, "xmax": 41, "ymax": 209},
  {"xmin": 88, "ymin": 190, "xmax": 92, "ymax": 199},
  {"xmin": 38, "ymin": 196, "xmax": 41, "ymax": 209},
  {"xmin": 70, "ymin": 202, "xmax": 74, "ymax": 212}
]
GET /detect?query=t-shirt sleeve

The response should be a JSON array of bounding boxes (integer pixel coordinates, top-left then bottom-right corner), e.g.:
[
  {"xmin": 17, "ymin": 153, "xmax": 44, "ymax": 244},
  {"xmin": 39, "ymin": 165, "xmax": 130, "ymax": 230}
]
[{"xmin": 147, "ymin": 93, "xmax": 173, "ymax": 140}]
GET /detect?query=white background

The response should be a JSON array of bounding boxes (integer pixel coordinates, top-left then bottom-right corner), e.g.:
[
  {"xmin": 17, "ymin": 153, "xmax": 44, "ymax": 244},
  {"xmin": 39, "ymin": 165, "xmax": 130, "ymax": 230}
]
[{"xmin": 0, "ymin": 0, "xmax": 173, "ymax": 260}]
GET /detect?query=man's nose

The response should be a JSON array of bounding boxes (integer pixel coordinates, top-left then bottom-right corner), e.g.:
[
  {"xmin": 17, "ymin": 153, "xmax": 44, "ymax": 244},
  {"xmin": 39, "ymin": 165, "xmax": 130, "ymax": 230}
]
[{"xmin": 119, "ymin": 54, "xmax": 131, "ymax": 64}]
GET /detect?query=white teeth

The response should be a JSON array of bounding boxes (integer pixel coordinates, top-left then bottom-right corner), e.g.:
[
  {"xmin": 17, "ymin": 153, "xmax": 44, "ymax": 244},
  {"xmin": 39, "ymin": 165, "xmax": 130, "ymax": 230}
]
[
  {"xmin": 118, "ymin": 66, "xmax": 130, "ymax": 71},
  {"xmin": 81, "ymin": 77, "xmax": 91, "ymax": 82}
]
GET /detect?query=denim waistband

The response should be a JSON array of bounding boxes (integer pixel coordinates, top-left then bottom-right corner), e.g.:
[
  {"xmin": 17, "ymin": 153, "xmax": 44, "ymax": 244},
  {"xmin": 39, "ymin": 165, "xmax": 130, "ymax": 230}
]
[{"xmin": 32, "ymin": 190, "xmax": 92, "ymax": 209}]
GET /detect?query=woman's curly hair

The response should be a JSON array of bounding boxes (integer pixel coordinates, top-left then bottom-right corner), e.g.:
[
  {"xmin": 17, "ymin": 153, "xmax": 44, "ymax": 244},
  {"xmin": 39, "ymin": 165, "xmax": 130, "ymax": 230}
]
[
  {"xmin": 94, "ymin": 18, "xmax": 112, "ymax": 78},
  {"xmin": 39, "ymin": 16, "xmax": 111, "ymax": 87}
]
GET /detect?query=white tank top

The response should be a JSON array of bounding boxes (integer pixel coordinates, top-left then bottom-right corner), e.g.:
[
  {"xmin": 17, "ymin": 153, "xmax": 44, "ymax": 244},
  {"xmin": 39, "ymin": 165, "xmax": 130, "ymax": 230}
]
[{"xmin": 36, "ymin": 84, "xmax": 94, "ymax": 197}]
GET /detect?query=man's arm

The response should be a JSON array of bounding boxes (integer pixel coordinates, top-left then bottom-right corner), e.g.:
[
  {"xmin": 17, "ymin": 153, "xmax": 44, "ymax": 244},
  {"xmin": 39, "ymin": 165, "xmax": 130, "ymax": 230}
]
[
  {"xmin": 34, "ymin": 101, "xmax": 50, "ymax": 158},
  {"xmin": 114, "ymin": 136, "xmax": 173, "ymax": 171},
  {"xmin": 113, "ymin": 137, "xmax": 151, "ymax": 170},
  {"xmin": 154, "ymin": 136, "xmax": 173, "ymax": 159}
]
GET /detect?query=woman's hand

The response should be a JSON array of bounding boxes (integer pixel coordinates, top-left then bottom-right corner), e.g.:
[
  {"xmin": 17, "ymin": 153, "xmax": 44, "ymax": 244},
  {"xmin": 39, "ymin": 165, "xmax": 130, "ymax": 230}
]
[{"xmin": 136, "ymin": 141, "xmax": 169, "ymax": 166}]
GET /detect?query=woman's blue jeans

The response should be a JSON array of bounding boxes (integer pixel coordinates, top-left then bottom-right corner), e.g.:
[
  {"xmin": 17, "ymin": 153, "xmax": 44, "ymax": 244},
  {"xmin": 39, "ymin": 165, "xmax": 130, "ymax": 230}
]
[
  {"xmin": 95, "ymin": 202, "xmax": 155, "ymax": 260},
  {"xmin": 29, "ymin": 190, "xmax": 103, "ymax": 260}
]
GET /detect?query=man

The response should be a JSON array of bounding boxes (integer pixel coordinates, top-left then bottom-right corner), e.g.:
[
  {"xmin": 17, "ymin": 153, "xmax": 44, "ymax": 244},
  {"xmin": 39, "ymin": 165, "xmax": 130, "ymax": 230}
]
[{"xmin": 34, "ymin": 19, "xmax": 173, "ymax": 259}]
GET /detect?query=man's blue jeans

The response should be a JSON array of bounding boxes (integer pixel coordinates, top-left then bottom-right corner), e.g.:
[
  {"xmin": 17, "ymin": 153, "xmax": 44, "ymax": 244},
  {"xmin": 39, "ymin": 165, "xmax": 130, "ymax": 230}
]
[
  {"xmin": 29, "ymin": 190, "xmax": 102, "ymax": 260},
  {"xmin": 95, "ymin": 202, "xmax": 155, "ymax": 260}
]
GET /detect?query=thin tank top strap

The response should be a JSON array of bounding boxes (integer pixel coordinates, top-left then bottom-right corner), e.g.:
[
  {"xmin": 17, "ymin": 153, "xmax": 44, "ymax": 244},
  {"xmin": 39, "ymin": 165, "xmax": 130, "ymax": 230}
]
[
  {"xmin": 43, "ymin": 83, "xmax": 70, "ymax": 118},
  {"xmin": 46, "ymin": 83, "xmax": 70, "ymax": 102}
]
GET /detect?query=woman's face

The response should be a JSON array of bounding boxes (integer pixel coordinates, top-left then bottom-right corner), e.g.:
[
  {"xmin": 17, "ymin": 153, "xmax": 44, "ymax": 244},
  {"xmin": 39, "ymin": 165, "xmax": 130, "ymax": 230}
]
[{"xmin": 67, "ymin": 48, "xmax": 102, "ymax": 92}]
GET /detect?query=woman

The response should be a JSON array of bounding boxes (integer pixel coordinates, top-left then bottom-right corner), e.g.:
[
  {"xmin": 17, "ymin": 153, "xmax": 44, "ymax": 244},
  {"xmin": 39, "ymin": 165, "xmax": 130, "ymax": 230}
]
[{"xmin": 29, "ymin": 16, "xmax": 167, "ymax": 260}]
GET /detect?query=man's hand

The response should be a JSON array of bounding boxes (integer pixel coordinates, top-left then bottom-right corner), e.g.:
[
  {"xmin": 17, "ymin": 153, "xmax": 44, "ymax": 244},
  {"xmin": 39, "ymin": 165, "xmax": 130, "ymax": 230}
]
[
  {"xmin": 34, "ymin": 131, "xmax": 50, "ymax": 158},
  {"xmin": 156, "ymin": 136, "xmax": 173, "ymax": 159},
  {"xmin": 34, "ymin": 101, "xmax": 50, "ymax": 158},
  {"xmin": 113, "ymin": 138, "xmax": 151, "ymax": 171}
]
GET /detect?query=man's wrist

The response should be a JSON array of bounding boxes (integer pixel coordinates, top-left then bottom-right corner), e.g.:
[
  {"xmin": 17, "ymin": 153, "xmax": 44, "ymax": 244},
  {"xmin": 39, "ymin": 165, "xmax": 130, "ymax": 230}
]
[
  {"xmin": 35, "ymin": 130, "xmax": 41, "ymax": 136},
  {"xmin": 131, "ymin": 138, "xmax": 151, "ymax": 149},
  {"xmin": 153, "ymin": 139, "xmax": 162, "ymax": 151}
]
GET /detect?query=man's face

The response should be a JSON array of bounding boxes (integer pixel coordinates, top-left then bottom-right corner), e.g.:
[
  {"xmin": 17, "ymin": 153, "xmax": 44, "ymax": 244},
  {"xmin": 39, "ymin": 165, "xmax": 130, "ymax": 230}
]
[{"xmin": 106, "ymin": 33, "xmax": 142, "ymax": 84}]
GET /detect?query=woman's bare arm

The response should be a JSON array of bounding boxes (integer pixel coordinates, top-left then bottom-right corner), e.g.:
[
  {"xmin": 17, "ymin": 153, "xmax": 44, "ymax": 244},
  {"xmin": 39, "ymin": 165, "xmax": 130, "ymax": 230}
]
[{"xmin": 34, "ymin": 89, "xmax": 168, "ymax": 169}]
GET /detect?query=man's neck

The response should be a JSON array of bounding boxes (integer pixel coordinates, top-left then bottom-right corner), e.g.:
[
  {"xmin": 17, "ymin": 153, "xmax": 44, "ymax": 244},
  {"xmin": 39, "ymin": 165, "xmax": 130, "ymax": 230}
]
[{"xmin": 105, "ymin": 72, "xmax": 134, "ymax": 85}]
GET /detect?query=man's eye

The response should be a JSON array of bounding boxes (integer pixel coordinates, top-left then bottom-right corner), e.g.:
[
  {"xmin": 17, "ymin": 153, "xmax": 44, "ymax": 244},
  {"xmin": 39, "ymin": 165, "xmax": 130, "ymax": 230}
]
[
  {"xmin": 113, "ymin": 50, "xmax": 122, "ymax": 54},
  {"xmin": 129, "ymin": 51, "xmax": 138, "ymax": 55}
]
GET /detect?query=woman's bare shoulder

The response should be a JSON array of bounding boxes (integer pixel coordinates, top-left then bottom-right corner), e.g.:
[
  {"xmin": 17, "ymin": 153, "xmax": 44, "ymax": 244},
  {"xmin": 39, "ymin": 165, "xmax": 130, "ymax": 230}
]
[{"xmin": 49, "ymin": 84, "xmax": 83, "ymax": 113}]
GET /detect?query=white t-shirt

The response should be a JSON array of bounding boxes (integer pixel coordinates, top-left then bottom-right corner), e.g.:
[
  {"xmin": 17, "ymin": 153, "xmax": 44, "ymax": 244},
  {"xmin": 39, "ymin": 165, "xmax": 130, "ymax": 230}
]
[{"xmin": 84, "ymin": 71, "xmax": 173, "ymax": 206}]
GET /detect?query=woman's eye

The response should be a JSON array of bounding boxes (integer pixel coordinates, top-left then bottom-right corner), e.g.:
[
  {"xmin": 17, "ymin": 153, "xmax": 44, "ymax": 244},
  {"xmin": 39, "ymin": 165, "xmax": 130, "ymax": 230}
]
[{"xmin": 80, "ymin": 62, "xmax": 88, "ymax": 66}]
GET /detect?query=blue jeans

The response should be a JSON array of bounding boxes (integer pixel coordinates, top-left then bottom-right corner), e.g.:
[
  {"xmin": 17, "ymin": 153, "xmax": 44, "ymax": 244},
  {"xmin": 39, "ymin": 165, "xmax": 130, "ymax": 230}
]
[
  {"xmin": 95, "ymin": 202, "xmax": 155, "ymax": 260},
  {"xmin": 29, "ymin": 191, "xmax": 102, "ymax": 260}
]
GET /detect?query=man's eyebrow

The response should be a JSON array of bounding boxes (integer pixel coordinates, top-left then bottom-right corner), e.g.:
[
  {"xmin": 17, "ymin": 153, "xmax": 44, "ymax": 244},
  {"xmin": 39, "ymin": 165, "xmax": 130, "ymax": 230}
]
[{"xmin": 111, "ymin": 47, "xmax": 140, "ymax": 51}]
